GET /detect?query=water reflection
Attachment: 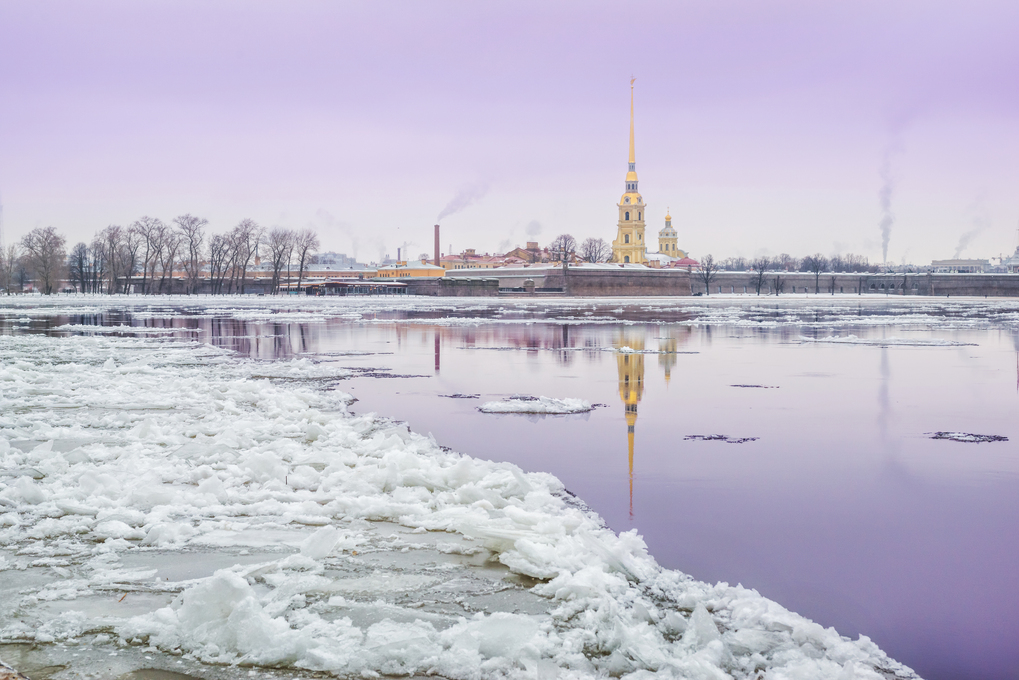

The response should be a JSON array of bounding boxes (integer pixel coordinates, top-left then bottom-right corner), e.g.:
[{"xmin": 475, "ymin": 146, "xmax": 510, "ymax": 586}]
[
  {"xmin": 615, "ymin": 333, "xmax": 645, "ymax": 518},
  {"xmin": 5, "ymin": 302, "xmax": 1019, "ymax": 680}
]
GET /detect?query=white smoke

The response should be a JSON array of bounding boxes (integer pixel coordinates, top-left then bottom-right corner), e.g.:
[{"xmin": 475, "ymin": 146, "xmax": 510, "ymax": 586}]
[
  {"xmin": 437, "ymin": 183, "xmax": 489, "ymax": 222},
  {"xmin": 315, "ymin": 209, "xmax": 359, "ymax": 259},
  {"xmin": 954, "ymin": 213, "xmax": 990, "ymax": 259},
  {"xmin": 526, "ymin": 220, "xmax": 542, "ymax": 237},
  {"xmin": 878, "ymin": 151, "xmax": 895, "ymax": 264}
]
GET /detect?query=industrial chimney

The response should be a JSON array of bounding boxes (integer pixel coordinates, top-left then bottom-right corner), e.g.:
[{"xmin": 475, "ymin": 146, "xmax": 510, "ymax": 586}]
[{"xmin": 434, "ymin": 225, "xmax": 440, "ymax": 267}]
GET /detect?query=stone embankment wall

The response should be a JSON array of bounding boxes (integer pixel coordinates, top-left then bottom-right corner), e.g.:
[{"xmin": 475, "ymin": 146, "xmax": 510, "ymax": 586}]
[
  {"xmin": 695, "ymin": 272, "xmax": 1019, "ymax": 297},
  {"xmin": 555, "ymin": 268, "xmax": 692, "ymax": 296},
  {"xmin": 403, "ymin": 278, "xmax": 500, "ymax": 297}
]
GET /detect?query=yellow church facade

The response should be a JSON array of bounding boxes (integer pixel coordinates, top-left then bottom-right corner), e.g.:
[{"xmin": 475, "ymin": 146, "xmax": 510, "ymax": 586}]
[{"xmin": 611, "ymin": 79, "xmax": 648, "ymax": 264}]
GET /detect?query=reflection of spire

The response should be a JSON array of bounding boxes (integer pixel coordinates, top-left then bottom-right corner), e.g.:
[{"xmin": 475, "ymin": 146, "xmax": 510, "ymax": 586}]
[
  {"xmin": 616, "ymin": 334, "xmax": 644, "ymax": 519},
  {"xmin": 658, "ymin": 333, "xmax": 677, "ymax": 386}
]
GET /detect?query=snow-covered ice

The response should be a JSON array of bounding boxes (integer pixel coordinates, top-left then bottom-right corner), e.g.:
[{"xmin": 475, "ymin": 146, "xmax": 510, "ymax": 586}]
[
  {"xmin": 478, "ymin": 396, "xmax": 594, "ymax": 414},
  {"xmin": 0, "ymin": 309, "xmax": 922, "ymax": 679}
]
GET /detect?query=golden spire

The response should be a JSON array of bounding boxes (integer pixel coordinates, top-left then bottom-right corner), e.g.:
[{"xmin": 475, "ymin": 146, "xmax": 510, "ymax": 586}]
[{"xmin": 628, "ymin": 77, "xmax": 636, "ymax": 165}]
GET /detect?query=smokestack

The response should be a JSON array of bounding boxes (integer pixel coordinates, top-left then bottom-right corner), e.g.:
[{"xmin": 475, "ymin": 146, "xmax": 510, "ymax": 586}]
[
  {"xmin": 397, "ymin": 247, "xmax": 401, "ymax": 262},
  {"xmin": 434, "ymin": 224, "xmax": 440, "ymax": 267}
]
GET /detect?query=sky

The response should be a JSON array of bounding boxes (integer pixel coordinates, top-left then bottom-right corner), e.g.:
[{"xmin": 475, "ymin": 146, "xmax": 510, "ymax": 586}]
[{"xmin": 1, "ymin": 0, "xmax": 1018, "ymax": 265}]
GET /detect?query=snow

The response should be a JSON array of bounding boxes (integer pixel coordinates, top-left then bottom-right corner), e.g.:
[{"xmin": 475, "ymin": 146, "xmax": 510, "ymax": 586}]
[
  {"xmin": 0, "ymin": 302, "xmax": 921, "ymax": 680},
  {"xmin": 478, "ymin": 396, "xmax": 594, "ymax": 414},
  {"xmin": 801, "ymin": 334, "xmax": 976, "ymax": 347}
]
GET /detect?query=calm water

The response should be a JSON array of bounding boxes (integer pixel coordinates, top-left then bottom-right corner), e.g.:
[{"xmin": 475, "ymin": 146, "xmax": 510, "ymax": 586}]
[{"xmin": 4, "ymin": 297, "xmax": 1019, "ymax": 680}]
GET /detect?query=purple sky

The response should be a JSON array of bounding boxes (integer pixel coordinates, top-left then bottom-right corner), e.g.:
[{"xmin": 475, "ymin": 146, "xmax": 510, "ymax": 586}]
[{"xmin": 2, "ymin": 0, "xmax": 1018, "ymax": 264}]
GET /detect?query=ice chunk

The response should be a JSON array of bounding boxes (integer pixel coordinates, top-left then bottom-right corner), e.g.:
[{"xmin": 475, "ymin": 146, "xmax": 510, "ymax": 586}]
[
  {"xmin": 299, "ymin": 525, "xmax": 341, "ymax": 559},
  {"xmin": 478, "ymin": 396, "xmax": 593, "ymax": 414}
]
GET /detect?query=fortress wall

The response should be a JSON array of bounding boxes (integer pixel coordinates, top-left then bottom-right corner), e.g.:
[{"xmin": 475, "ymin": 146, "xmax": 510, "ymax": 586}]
[
  {"xmin": 559, "ymin": 268, "xmax": 693, "ymax": 296},
  {"xmin": 404, "ymin": 277, "xmax": 500, "ymax": 297},
  {"xmin": 696, "ymin": 272, "xmax": 1019, "ymax": 297}
]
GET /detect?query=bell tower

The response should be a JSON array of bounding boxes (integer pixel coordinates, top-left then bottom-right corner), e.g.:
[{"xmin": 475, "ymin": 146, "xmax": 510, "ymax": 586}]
[
  {"xmin": 658, "ymin": 209, "xmax": 678, "ymax": 255},
  {"xmin": 611, "ymin": 78, "xmax": 647, "ymax": 264}
]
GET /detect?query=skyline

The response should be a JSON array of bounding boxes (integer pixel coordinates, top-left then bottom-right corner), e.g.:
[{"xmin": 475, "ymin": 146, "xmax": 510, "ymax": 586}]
[{"xmin": 2, "ymin": 1, "xmax": 1018, "ymax": 264}]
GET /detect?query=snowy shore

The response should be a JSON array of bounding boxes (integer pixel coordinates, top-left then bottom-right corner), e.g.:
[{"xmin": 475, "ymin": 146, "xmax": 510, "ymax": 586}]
[{"xmin": 0, "ymin": 304, "xmax": 921, "ymax": 679}]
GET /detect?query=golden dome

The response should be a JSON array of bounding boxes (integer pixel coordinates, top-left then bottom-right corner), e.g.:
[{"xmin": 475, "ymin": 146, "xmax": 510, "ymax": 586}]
[
  {"xmin": 665, "ymin": 207, "xmax": 671, "ymax": 221},
  {"xmin": 626, "ymin": 170, "xmax": 638, "ymax": 182}
]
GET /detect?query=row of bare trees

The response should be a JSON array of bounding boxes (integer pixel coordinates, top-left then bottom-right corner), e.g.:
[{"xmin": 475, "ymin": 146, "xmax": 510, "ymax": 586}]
[
  {"xmin": 698, "ymin": 252, "xmax": 879, "ymax": 295},
  {"xmin": 1, "ymin": 217, "xmax": 320, "ymax": 295},
  {"xmin": 717, "ymin": 253, "xmax": 872, "ymax": 274},
  {"xmin": 546, "ymin": 234, "xmax": 611, "ymax": 263}
]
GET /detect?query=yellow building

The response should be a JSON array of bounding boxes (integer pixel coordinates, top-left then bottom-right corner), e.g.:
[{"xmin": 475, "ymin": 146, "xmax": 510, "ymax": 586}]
[
  {"xmin": 611, "ymin": 79, "xmax": 648, "ymax": 265},
  {"xmin": 374, "ymin": 260, "xmax": 445, "ymax": 278},
  {"xmin": 616, "ymin": 335, "xmax": 645, "ymax": 517},
  {"xmin": 657, "ymin": 210, "xmax": 687, "ymax": 259}
]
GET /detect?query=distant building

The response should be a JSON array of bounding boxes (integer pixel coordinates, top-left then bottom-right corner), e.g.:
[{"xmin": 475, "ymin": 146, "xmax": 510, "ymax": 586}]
[
  {"xmin": 1002, "ymin": 247, "xmax": 1019, "ymax": 273},
  {"xmin": 440, "ymin": 248, "xmax": 529, "ymax": 270},
  {"xmin": 311, "ymin": 251, "xmax": 358, "ymax": 268},
  {"xmin": 645, "ymin": 211, "xmax": 690, "ymax": 268},
  {"xmin": 931, "ymin": 259, "xmax": 989, "ymax": 273},
  {"xmin": 374, "ymin": 260, "xmax": 445, "ymax": 278},
  {"xmin": 503, "ymin": 242, "xmax": 547, "ymax": 264}
]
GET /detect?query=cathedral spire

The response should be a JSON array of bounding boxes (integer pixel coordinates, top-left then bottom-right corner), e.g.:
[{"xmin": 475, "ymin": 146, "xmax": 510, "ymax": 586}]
[
  {"xmin": 628, "ymin": 77, "xmax": 636, "ymax": 167},
  {"xmin": 624, "ymin": 78, "xmax": 638, "ymax": 193}
]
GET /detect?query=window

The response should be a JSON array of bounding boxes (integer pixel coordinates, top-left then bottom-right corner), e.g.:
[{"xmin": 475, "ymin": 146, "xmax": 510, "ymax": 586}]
[
  {"xmin": 638, "ymin": 212, "xmax": 641, "ymax": 220},
  {"xmin": 624, "ymin": 256, "xmax": 630, "ymax": 263},
  {"xmin": 625, "ymin": 234, "xmax": 630, "ymax": 243},
  {"xmin": 625, "ymin": 212, "xmax": 630, "ymax": 220}
]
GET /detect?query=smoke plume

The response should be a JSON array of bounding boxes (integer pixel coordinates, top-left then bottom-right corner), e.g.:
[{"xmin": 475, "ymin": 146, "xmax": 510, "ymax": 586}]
[
  {"xmin": 526, "ymin": 220, "xmax": 542, "ymax": 237},
  {"xmin": 315, "ymin": 209, "xmax": 359, "ymax": 258},
  {"xmin": 954, "ymin": 214, "xmax": 989, "ymax": 259},
  {"xmin": 437, "ymin": 183, "xmax": 489, "ymax": 222},
  {"xmin": 878, "ymin": 152, "xmax": 895, "ymax": 264}
]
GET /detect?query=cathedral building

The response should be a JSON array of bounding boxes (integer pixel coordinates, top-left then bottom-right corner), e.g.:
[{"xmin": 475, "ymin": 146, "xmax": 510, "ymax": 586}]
[{"xmin": 611, "ymin": 79, "xmax": 648, "ymax": 264}]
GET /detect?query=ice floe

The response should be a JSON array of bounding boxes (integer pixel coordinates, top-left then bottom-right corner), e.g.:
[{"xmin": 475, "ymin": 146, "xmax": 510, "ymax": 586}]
[
  {"xmin": 801, "ymin": 334, "xmax": 977, "ymax": 347},
  {"xmin": 478, "ymin": 396, "xmax": 594, "ymax": 414}
]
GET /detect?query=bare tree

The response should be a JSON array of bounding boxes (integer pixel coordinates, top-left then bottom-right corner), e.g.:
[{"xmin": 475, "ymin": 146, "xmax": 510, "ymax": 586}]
[
  {"xmin": 119, "ymin": 227, "xmax": 143, "ymax": 294},
  {"xmin": 548, "ymin": 234, "xmax": 578, "ymax": 263},
  {"xmin": 773, "ymin": 274, "xmax": 785, "ymax": 295},
  {"xmin": 174, "ymin": 214, "xmax": 208, "ymax": 295},
  {"xmin": 697, "ymin": 254, "xmax": 719, "ymax": 295},
  {"xmin": 750, "ymin": 256, "xmax": 771, "ymax": 296},
  {"xmin": 292, "ymin": 228, "xmax": 320, "ymax": 292},
  {"xmin": 156, "ymin": 229, "xmax": 182, "ymax": 294},
  {"xmin": 721, "ymin": 256, "xmax": 748, "ymax": 271},
  {"xmin": 207, "ymin": 233, "xmax": 234, "ymax": 295},
  {"xmin": 68, "ymin": 242, "xmax": 89, "ymax": 293},
  {"xmin": 0, "ymin": 243, "xmax": 19, "ymax": 294},
  {"xmin": 131, "ymin": 217, "xmax": 165, "ymax": 294},
  {"xmin": 580, "ymin": 237, "xmax": 610, "ymax": 263},
  {"xmin": 228, "ymin": 219, "xmax": 263, "ymax": 294},
  {"xmin": 775, "ymin": 253, "xmax": 798, "ymax": 271},
  {"xmin": 97, "ymin": 225, "xmax": 124, "ymax": 293},
  {"xmin": 87, "ymin": 237, "xmax": 107, "ymax": 294},
  {"xmin": 801, "ymin": 253, "xmax": 829, "ymax": 294},
  {"xmin": 20, "ymin": 227, "xmax": 67, "ymax": 294},
  {"xmin": 264, "ymin": 227, "xmax": 295, "ymax": 294}
]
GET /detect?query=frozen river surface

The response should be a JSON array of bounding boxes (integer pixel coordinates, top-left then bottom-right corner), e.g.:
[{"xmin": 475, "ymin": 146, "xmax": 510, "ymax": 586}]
[{"xmin": 1, "ymin": 295, "xmax": 1017, "ymax": 680}]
